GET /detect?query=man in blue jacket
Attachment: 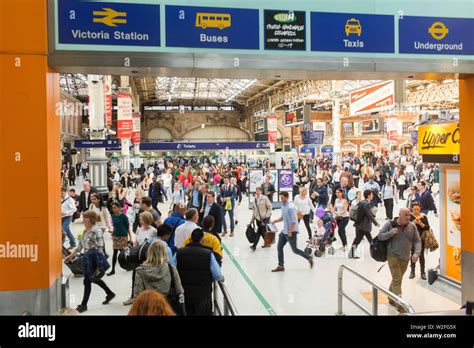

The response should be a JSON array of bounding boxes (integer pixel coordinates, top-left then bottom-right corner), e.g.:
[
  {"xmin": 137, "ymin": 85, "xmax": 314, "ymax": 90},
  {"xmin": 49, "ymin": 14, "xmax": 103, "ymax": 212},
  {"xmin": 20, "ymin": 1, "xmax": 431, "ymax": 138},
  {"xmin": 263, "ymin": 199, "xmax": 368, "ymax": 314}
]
[
  {"xmin": 415, "ymin": 181, "xmax": 438, "ymax": 216},
  {"xmin": 219, "ymin": 176, "xmax": 237, "ymax": 237},
  {"xmin": 163, "ymin": 203, "xmax": 186, "ymax": 253}
]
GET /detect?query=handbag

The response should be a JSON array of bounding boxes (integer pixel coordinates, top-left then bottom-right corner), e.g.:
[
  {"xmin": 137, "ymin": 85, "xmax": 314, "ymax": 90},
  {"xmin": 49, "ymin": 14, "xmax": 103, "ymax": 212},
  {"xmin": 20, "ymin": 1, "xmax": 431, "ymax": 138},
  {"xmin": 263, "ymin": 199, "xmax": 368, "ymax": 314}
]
[
  {"xmin": 225, "ymin": 198, "xmax": 232, "ymax": 211},
  {"xmin": 167, "ymin": 263, "xmax": 186, "ymax": 316},
  {"xmin": 297, "ymin": 212, "xmax": 304, "ymax": 220},
  {"xmin": 245, "ymin": 221, "xmax": 257, "ymax": 244},
  {"xmin": 421, "ymin": 229, "xmax": 439, "ymax": 252}
]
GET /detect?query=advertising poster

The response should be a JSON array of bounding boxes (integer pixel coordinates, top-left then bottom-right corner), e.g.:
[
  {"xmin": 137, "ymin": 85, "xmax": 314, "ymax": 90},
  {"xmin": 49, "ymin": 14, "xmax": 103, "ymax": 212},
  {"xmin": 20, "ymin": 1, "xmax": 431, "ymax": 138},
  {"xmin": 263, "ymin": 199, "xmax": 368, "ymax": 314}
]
[
  {"xmin": 349, "ymin": 80, "xmax": 395, "ymax": 116},
  {"xmin": 132, "ymin": 113, "xmax": 141, "ymax": 144},
  {"xmin": 267, "ymin": 170, "xmax": 279, "ymax": 192},
  {"xmin": 104, "ymin": 77, "xmax": 113, "ymax": 126},
  {"xmin": 445, "ymin": 167, "xmax": 461, "ymax": 281},
  {"xmin": 249, "ymin": 170, "xmax": 264, "ymax": 193},
  {"xmin": 267, "ymin": 115, "xmax": 278, "ymax": 143},
  {"xmin": 264, "ymin": 10, "xmax": 306, "ymax": 50},
  {"xmin": 117, "ymin": 92, "xmax": 133, "ymax": 139},
  {"xmin": 279, "ymin": 170, "xmax": 294, "ymax": 191}
]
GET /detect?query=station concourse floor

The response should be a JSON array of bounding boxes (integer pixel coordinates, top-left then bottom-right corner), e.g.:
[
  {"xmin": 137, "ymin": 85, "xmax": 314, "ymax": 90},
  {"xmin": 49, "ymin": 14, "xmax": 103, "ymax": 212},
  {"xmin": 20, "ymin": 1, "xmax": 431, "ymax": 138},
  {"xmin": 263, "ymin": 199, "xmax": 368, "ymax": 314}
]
[{"xmin": 65, "ymin": 180, "xmax": 461, "ymax": 316}]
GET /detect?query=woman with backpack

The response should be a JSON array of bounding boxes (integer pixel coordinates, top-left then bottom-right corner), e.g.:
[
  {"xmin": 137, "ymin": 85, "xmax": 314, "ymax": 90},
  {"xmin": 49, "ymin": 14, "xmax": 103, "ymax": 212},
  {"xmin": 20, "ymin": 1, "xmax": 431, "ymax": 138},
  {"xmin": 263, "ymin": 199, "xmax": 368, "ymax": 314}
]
[
  {"xmin": 381, "ymin": 178, "xmax": 399, "ymax": 220},
  {"xmin": 134, "ymin": 240, "xmax": 184, "ymax": 314}
]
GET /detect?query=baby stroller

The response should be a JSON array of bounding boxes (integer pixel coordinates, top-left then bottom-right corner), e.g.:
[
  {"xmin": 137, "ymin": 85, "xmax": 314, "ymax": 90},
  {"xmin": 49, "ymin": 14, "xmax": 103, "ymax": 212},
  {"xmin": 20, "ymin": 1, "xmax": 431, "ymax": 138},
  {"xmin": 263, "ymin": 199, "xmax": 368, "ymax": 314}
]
[{"xmin": 305, "ymin": 210, "xmax": 337, "ymax": 257}]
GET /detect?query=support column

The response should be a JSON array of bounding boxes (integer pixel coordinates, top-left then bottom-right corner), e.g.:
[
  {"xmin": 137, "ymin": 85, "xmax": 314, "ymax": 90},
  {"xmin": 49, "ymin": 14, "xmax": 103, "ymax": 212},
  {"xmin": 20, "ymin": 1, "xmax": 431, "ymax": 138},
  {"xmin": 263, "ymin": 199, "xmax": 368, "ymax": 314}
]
[
  {"xmin": 87, "ymin": 75, "xmax": 109, "ymax": 195},
  {"xmin": 332, "ymin": 98, "xmax": 341, "ymax": 164},
  {"xmin": 459, "ymin": 77, "xmax": 474, "ymax": 305},
  {"xmin": 0, "ymin": 0, "xmax": 62, "ymax": 314},
  {"xmin": 120, "ymin": 76, "xmax": 131, "ymax": 173}
]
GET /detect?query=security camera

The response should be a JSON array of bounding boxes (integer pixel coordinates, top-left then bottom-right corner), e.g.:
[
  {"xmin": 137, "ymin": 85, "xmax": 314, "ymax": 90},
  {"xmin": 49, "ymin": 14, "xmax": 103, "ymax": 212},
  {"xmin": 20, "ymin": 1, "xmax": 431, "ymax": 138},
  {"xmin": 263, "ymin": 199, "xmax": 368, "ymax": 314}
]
[
  {"xmin": 83, "ymin": 127, "xmax": 91, "ymax": 133},
  {"xmin": 89, "ymin": 75, "xmax": 101, "ymax": 84}
]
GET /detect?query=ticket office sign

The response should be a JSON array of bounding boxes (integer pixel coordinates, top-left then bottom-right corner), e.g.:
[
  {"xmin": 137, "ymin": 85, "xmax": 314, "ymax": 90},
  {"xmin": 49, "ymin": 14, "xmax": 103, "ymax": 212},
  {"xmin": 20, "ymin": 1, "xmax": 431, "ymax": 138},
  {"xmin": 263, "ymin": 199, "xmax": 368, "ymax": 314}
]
[
  {"xmin": 166, "ymin": 5, "xmax": 259, "ymax": 49},
  {"xmin": 264, "ymin": 10, "xmax": 306, "ymax": 51},
  {"xmin": 311, "ymin": 12, "xmax": 395, "ymax": 53},
  {"xmin": 399, "ymin": 16, "xmax": 474, "ymax": 55}
]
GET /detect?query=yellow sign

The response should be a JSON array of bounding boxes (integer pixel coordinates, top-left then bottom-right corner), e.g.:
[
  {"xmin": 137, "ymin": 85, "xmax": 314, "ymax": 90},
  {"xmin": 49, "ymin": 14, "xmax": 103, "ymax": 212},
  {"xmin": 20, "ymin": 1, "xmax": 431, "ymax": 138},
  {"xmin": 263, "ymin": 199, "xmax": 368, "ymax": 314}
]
[
  {"xmin": 418, "ymin": 122, "xmax": 460, "ymax": 155},
  {"xmin": 195, "ymin": 12, "xmax": 231, "ymax": 30},
  {"xmin": 93, "ymin": 8, "xmax": 127, "ymax": 27},
  {"xmin": 345, "ymin": 18, "xmax": 362, "ymax": 37},
  {"xmin": 428, "ymin": 21, "xmax": 449, "ymax": 40}
]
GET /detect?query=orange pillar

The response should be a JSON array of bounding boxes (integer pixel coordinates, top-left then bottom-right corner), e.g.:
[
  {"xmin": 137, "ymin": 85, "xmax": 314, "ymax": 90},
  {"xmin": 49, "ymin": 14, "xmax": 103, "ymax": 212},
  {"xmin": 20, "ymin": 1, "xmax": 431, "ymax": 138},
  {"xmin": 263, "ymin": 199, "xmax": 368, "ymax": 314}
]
[
  {"xmin": 0, "ymin": 0, "xmax": 62, "ymax": 313},
  {"xmin": 459, "ymin": 77, "xmax": 474, "ymax": 304}
]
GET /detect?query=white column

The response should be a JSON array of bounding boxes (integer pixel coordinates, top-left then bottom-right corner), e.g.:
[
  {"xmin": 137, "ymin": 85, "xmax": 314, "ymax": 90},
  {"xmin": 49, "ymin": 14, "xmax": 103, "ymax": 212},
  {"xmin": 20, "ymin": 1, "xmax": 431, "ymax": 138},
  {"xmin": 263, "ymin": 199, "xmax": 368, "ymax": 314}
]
[
  {"xmin": 332, "ymin": 98, "xmax": 341, "ymax": 164},
  {"xmin": 120, "ymin": 76, "xmax": 131, "ymax": 173},
  {"xmin": 87, "ymin": 75, "xmax": 108, "ymax": 194}
]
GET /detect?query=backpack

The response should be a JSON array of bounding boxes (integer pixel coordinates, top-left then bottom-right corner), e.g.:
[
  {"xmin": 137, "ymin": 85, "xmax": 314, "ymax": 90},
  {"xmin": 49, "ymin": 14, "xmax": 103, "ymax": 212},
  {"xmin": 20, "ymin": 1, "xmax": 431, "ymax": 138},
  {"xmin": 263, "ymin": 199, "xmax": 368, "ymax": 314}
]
[
  {"xmin": 370, "ymin": 221, "xmax": 397, "ymax": 262},
  {"xmin": 349, "ymin": 202, "xmax": 360, "ymax": 222}
]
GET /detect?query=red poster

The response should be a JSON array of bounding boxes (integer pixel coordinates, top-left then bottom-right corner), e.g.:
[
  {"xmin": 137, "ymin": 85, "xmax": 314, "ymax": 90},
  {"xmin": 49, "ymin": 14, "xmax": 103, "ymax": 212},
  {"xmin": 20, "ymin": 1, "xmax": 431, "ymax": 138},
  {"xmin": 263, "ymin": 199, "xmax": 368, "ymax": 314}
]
[
  {"xmin": 118, "ymin": 120, "xmax": 133, "ymax": 139},
  {"xmin": 132, "ymin": 113, "xmax": 141, "ymax": 144},
  {"xmin": 105, "ymin": 94, "xmax": 113, "ymax": 126}
]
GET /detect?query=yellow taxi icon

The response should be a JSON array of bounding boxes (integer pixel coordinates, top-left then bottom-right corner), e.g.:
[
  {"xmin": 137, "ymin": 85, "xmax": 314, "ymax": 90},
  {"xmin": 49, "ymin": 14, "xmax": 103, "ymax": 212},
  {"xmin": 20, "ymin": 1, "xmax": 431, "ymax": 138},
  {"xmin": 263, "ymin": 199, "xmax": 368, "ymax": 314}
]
[
  {"xmin": 345, "ymin": 18, "xmax": 362, "ymax": 37},
  {"xmin": 428, "ymin": 21, "xmax": 449, "ymax": 40}
]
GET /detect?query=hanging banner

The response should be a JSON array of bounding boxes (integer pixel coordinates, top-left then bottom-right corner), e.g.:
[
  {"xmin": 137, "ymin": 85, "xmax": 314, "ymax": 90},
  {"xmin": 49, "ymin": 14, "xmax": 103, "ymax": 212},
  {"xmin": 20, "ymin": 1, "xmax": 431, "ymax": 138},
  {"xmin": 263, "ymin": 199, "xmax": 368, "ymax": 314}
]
[
  {"xmin": 387, "ymin": 115, "xmax": 398, "ymax": 141},
  {"xmin": 117, "ymin": 92, "xmax": 133, "ymax": 139},
  {"xmin": 104, "ymin": 80, "xmax": 113, "ymax": 127},
  {"xmin": 132, "ymin": 113, "xmax": 141, "ymax": 144},
  {"xmin": 267, "ymin": 115, "xmax": 278, "ymax": 143},
  {"xmin": 349, "ymin": 80, "xmax": 395, "ymax": 116}
]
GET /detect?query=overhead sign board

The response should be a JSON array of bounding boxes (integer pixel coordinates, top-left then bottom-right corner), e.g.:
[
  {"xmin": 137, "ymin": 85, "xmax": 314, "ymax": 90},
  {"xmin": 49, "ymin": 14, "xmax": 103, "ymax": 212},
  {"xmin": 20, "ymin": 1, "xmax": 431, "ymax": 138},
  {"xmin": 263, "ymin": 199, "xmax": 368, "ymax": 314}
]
[
  {"xmin": 74, "ymin": 139, "xmax": 121, "ymax": 150},
  {"xmin": 165, "ymin": 5, "xmax": 259, "ymax": 49},
  {"xmin": 399, "ymin": 16, "xmax": 474, "ymax": 55},
  {"xmin": 285, "ymin": 108, "xmax": 304, "ymax": 126},
  {"xmin": 311, "ymin": 12, "xmax": 395, "ymax": 53},
  {"xmin": 302, "ymin": 130, "xmax": 324, "ymax": 145},
  {"xmin": 140, "ymin": 141, "xmax": 271, "ymax": 151},
  {"xmin": 58, "ymin": 0, "xmax": 160, "ymax": 46},
  {"xmin": 349, "ymin": 80, "xmax": 395, "ymax": 117},
  {"xmin": 264, "ymin": 10, "xmax": 306, "ymax": 51}
]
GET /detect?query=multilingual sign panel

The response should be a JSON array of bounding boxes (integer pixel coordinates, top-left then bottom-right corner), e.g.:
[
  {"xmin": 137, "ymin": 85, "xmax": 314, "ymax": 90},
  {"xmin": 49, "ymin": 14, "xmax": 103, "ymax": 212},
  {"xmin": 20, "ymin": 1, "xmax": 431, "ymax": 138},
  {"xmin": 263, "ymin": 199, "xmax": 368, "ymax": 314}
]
[
  {"xmin": 399, "ymin": 16, "xmax": 474, "ymax": 55},
  {"xmin": 311, "ymin": 12, "xmax": 395, "ymax": 53},
  {"xmin": 165, "ymin": 5, "xmax": 259, "ymax": 49},
  {"xmin": 302, "ymin": 130, "xmax": 324, "ymax": 145},
  {"xmin": 58, "ymin": 0, "xmax": 160, "ymax": 46},
  {"xmin": 264, "ymin": 10, "xmax": 306, "ymax": 51}
]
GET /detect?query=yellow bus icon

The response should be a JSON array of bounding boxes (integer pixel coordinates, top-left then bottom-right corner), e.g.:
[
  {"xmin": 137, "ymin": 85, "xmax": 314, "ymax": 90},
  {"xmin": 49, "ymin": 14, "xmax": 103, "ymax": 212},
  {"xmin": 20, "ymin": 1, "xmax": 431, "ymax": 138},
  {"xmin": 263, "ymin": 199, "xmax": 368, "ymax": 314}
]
[{"xmin": 196, "ymin": 12, "xmax": 231, "ymax": 30}]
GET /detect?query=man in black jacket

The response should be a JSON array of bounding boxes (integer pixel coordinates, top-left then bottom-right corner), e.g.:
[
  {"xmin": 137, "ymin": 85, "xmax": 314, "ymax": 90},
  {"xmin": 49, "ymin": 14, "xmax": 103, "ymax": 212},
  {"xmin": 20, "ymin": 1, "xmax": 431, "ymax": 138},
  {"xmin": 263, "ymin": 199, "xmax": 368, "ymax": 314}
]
[
  {"xmin": 310, "ymin": 178, "xmax": 329, "ymax": 209},
  {"xmin": 261, "ymin": 175, "xmax": 276, "ymax": 202},
  {"xmin": 148, "ymin": 176, "xmax": 165, "ymax": 212},
  {"xmin": 202, "ymin": 191, "xmax": 223, "ymax": 236},
  {"xmin": 78, "ymin": 179, "xmax": 98, "ymax": 213},
  {"xmin": 171, "ymin": 229, "xmax": 223, "ymax": 316},
  {"xmin": 348, "ymin": 189, "xmax": 380, "ymax": 259}
]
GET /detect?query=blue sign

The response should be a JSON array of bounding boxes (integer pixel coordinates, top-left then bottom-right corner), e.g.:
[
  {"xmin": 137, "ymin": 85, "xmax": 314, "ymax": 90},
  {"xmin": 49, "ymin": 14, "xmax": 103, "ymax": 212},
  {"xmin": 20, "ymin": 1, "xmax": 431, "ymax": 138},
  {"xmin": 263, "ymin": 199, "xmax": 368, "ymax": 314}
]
[
  {"xmin": 300, "ymin": 146, "xmax": 316, "ymax": 157},
  {"xmin": 399, "ymin": 16, "xmax": 474, "ymax": 55},
  {"xmin": 321, "ymin": 146, "xmax": 333, "ymax": 154},
  {"xmin": 302, "ymin": 130, "xmax": 324, "ymax": 145},
  {"xmin": 74, "ymin": 139, "xmax": 121, "ymax": 150},
  {"xmin": 58, "ymin": 0, "xmax": 160, "ymax": 46},
  {"xmin": 166, "ymin": 5, "xmax": 259, "ymax": 49},
  {"xmin": 311, "ymin": 12, "xmax": 394, "ymax": 53},
  {"xmin": 140, "ymin": 142, "xmax": 270, "ymax": 151}
]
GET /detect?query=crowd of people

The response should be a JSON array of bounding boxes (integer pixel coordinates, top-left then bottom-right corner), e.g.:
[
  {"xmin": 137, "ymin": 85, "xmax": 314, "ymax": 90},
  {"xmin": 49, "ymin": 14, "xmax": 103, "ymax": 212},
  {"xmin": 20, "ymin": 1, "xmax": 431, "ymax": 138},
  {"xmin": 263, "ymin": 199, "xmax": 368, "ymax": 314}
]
[{"xmin": 60, "ymin": 152, "xmax": 439, "ymax": 315}]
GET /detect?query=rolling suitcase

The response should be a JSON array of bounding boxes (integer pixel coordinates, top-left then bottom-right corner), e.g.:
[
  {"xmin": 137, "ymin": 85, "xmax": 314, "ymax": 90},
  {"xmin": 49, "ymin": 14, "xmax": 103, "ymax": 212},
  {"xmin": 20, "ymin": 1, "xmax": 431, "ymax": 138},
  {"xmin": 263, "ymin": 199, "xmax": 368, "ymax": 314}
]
[{"xmin": 62, "ymin": 246, "xmax": 84, "ymax": 276}]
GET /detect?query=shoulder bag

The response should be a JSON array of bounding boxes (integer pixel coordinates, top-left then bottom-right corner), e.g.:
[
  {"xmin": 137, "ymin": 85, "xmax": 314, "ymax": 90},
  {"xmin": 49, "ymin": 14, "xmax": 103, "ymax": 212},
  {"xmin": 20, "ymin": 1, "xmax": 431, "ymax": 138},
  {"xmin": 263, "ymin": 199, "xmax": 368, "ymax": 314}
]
[{"xmin": 167, "ymin": 263, "xmax": 186, "ymax": 316}]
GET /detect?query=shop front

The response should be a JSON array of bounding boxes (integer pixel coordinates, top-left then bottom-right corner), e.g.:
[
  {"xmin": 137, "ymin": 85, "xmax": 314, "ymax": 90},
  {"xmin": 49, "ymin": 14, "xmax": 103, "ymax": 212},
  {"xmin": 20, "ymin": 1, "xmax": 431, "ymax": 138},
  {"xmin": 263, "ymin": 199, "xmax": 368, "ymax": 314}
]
[
  {"xmin": 341, "ymin": 142, "xmax": 358, "ymax": 156},
  {"xmin": 360, "ymin": 141, "xmax": 378, "ymax": 157}
]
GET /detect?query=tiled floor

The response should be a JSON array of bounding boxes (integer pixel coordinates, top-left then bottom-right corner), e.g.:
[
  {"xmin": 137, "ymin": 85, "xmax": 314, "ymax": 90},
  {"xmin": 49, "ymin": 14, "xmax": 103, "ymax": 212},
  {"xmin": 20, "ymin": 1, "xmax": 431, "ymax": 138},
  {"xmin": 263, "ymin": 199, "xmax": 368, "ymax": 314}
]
[{"xmin": 65, "ymin": 178, "xmax": 461, "ymax": 315}]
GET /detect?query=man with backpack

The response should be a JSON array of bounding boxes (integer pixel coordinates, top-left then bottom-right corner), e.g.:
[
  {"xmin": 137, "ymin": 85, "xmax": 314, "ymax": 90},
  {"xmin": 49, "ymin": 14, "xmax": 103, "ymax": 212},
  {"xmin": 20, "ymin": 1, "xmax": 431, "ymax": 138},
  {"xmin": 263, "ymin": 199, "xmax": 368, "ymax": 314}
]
[
  {"xmin": 377, "ymin": 208, "xmax": 421, "ymax": 313},
  {"xmin": 348, "ymin": 189, "xmax": 380, "ymax": 259}
]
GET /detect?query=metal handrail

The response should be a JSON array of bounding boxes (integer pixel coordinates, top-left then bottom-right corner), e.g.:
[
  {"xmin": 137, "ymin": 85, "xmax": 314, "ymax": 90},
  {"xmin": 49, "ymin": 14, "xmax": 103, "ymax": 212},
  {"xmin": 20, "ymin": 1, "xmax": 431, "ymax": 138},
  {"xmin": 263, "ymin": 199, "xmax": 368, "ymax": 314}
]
[
  {"xmin": 337, "ymin": 264, "xmax": 415, "ymax": 316},
  {"xmin": 213, "ymin": 281, "xmax": 238, "ymax": 316}
]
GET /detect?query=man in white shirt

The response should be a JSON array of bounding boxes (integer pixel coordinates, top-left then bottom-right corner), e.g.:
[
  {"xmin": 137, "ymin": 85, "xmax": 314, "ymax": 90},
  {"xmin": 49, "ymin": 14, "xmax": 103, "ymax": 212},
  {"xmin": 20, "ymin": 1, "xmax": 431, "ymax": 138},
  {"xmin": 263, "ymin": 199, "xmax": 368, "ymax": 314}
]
[
  {"xmin": 174, "ymin": 208, "xmax": 200, "ymax": 249},
  {"xmin": 61, "ymin": 187, "xmax": 77, "ymax": 249}
]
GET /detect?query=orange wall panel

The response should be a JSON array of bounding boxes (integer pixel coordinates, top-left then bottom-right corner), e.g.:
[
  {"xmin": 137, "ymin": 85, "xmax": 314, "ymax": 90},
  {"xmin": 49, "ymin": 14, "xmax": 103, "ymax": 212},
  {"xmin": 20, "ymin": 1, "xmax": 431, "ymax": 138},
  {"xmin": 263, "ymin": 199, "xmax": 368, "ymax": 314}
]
[
  {"xmin": 459, "ymin": 77, "xmax": 474, "ymax": 254},
  {"xmin": 0, "ymin": 54, "xmax": 61, "ymax": 290},
  {"xmin": 0, "ymin": 0, "xmax": 48, "ymax": 54}
]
